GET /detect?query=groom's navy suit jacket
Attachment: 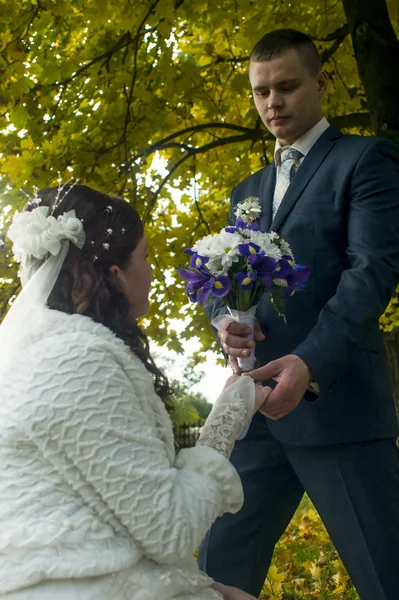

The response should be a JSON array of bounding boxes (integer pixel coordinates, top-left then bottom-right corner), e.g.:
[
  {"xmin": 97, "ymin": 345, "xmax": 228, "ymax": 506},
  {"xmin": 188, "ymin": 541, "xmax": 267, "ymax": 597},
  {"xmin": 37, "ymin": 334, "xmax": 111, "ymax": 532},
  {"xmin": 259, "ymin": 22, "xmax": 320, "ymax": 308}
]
[{"xmin": 206, "ymin": 126, "xmax": 399, "ymax": 446}]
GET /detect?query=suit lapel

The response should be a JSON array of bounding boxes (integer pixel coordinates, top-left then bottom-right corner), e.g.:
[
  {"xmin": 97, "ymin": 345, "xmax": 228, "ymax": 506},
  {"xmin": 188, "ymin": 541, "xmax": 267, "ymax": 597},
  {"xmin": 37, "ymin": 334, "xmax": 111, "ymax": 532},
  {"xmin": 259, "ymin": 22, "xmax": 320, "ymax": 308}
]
[
  {"xmin": 259, "ymin": 163, "xmax": 276, "ymax": 231},
  {"xmin": 269, "ymin": 126, "xmax": 342, "ymax": 232}
]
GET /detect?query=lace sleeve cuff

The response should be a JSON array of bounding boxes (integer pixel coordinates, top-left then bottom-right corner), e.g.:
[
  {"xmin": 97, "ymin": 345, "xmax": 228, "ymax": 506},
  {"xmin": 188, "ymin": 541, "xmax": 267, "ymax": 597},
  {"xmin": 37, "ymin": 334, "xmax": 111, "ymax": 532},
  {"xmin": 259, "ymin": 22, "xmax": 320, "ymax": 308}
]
[{"xmin": 197, "ymin": 376, "xmax": 255, "ymax": 459}]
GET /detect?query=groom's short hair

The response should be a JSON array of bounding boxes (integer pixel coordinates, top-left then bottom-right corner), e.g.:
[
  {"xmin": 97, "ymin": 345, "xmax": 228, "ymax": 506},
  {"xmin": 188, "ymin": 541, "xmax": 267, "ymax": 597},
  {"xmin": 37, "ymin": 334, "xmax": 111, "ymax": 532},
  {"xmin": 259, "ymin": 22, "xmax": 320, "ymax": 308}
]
[{"xmin": 250, "ymin": 29, "xmax": 322, "ymax": 76}]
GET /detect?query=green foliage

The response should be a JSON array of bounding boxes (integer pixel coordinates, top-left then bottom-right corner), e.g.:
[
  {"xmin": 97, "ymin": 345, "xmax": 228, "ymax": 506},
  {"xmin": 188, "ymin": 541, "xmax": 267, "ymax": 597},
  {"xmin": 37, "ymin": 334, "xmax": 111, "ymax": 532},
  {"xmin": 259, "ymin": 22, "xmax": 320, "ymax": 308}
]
[
  {"xmin": 170, "ymin": 398, "xmax": 200, "ymax": 426},
  {"xmin": 168, "ymin": 370, "xmax": 212, "ymax": 426},
  {"xmin": 0, "ymin": 0, "xmax": 398, "ymax": 352},
  {"xmin": 380, "ymin": 284, "xmax": 399, "ymax": 332}
]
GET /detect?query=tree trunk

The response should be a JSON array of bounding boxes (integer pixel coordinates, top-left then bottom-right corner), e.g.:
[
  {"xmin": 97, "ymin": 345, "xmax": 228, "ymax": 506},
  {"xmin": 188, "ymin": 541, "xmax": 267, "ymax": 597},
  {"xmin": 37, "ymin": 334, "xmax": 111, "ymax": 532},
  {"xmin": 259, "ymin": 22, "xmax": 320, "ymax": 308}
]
[
  {"xmin": 342, "ymin": 0, "xmax": 399, "ymax": 421},
  {"xmin": 341, "ymin": 0, "xmax": 399, "ymax": 145},
  {"xmin": 383, "ymin": 329, "xmax": 399, "ymax": 420}
]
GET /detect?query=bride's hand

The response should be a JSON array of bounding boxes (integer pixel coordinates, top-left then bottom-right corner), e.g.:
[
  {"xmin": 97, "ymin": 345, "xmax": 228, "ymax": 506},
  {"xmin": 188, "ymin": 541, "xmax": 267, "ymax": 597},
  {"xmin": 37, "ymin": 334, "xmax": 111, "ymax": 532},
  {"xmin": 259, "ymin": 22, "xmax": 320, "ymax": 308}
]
[
  {"xmin": 222, "ymin": 374, "xmax": 242, "ymax": 390},
  {"xmin": 222, "ymin": 374, "xmax": 272, "ymax": 417},
  {"xmin": 253, "ymin": 381, "xmax": 272, "ymax": 415},
  {"xmin": 211, "ymin": 582, "xmax": 257, "ymax": 599}
]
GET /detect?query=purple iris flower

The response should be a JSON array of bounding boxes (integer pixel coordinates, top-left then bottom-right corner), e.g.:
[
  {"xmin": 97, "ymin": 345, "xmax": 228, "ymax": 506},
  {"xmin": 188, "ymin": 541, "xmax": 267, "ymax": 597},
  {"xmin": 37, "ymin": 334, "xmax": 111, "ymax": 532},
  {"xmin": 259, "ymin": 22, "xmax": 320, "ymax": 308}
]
[
  {"xmin": 248, "ymin": 254, "xmax": 275, "ymax": 271},
  {"xmin": 196, "ymin": 274, "xmax": 231, "ymax": 306},
  {"xmin": 247, "ymin": 221, "xmax": 261, "ymax": 231},
  {"xmin": 177, "ymin": 267, "xmax": 210, "ymax": 284},
  {"xmin": 186, "ymin": 281, "xmax": 202, "ymax": 302},
  {"xmin": 189, "ymin": 253, "xmax": 209, "ymax": 269},
  {"xmin": 212, "ymin": 275, "xmax": 231, "ymax": 296},
  {"xmin": 235, "ymin": 216, "xmax": 261, "ymax": 231},
  {"xmin": 235, "ymin": 270, "xmax": 258, "ymax": 291},
  {"xmin": 273, "ymin": 256, "xmax": 293, "ymax": 279},
  {"xmin": 247, "ymin": 254, "xmax": 276, "ymax": 291},
  {"xmin": 224, "ymin": 226, "xmax": 238, "ymax": 233},
  {"xmin": 281, "ymin": 264, "xmax": 310, "ymax": 297},
  {"xmin": 238, "ymin": 242, "xmax": 261, "ymax": 257},
  {"xmin": 177, "ymin": 268, "xmax": 231, "ymax": 305}
]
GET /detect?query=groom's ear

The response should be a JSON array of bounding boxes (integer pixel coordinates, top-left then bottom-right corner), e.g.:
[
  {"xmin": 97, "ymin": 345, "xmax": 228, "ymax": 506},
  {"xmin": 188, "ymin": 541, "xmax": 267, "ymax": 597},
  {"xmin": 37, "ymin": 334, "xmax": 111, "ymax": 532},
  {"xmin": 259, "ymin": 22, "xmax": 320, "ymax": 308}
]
[{"xmin": 317, "ymin": 71, "xmax": 328, "ymax": 97}]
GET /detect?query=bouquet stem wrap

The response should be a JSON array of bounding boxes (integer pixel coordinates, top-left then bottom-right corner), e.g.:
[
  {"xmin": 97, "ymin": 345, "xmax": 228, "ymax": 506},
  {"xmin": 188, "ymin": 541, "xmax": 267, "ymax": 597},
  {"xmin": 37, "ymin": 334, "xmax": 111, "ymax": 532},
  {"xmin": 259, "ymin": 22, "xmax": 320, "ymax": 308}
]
[{"xmin": 228, "ymin": 305, "xmax": 257, "ymax": 371}]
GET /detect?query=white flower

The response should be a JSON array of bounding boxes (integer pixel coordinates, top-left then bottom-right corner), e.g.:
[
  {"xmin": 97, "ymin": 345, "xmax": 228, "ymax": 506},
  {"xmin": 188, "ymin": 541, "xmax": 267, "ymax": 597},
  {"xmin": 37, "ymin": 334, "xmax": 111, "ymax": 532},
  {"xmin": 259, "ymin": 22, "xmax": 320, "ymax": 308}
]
[
  {"xmin": 8, "ymin": 206, "xmax": 85, "ymax": 262},
  {"xmin": 234, "ymin": 197, "xmax": 261, "ymax": 223},
  {"xmin": 246, "ymin": 230, "xmax": 282, "ymax": 261},
  {"xmin": 192, "ymin": 234, "xmax": 216, "ymax": 258},
  {"xmin": 269, "ymin": 230, "xmax": 293, "ymax": 260},
  {"xmin": 273, "ymin": 278, "xmax": 289, "ymax": 287},
  {"xmin": 268, "ymin": 231, "xmax": 280, "ymax": 242},
  {"xmin": 192, "ymin": 230, "xmax": 244, "ymax": 275},
  {"xmin": 57, "ymin": 210, "xmax": 86, "ymax": 248},
  {"xmin": 279, "ymin": 238, "xmax": 293, "ymax": 259}
]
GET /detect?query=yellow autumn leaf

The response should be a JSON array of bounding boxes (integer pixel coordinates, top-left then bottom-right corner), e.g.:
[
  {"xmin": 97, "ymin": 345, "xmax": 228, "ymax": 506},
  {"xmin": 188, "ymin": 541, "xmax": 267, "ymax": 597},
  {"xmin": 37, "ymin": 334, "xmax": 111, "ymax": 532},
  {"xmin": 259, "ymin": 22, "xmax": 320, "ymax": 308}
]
[{"xmin": 267, "ymin": 565, "xmax": 285, "ymax": 584}]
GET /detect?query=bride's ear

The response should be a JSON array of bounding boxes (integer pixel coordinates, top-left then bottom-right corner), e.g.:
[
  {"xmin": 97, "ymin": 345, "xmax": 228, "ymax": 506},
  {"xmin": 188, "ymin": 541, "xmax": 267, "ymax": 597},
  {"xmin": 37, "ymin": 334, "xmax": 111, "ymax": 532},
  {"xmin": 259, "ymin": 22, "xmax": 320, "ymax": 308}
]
[
  {"xmin": 110, "ymin": 265, "xmax": 128, "ymax": 288},
  {"xmin": 110, "ymin": 264, "xmax": 122, "ymax": 280}
]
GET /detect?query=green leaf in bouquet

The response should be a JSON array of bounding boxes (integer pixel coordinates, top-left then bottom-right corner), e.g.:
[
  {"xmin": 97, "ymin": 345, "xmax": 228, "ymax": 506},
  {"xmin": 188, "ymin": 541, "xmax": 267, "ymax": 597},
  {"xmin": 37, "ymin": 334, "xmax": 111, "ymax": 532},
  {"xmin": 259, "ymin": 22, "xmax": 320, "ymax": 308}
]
[{"xmin": 270, "ymin": 289, "xmax": 287, "ymax": 324}]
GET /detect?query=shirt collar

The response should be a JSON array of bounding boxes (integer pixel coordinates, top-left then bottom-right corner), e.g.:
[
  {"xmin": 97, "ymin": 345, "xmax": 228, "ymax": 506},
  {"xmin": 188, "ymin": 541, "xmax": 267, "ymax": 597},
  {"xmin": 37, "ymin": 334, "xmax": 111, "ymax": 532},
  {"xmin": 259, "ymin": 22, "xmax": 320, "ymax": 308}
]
[{"xmin": 274, "ymin": 117, "xmax": 330, "ymax": 164}]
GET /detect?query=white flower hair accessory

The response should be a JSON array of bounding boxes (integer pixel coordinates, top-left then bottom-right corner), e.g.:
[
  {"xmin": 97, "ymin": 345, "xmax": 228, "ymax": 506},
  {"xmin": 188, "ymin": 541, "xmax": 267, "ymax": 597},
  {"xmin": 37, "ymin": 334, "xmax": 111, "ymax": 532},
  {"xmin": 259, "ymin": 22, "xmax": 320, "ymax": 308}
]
[{"xmin": 7, "ymin": 206, "xmax": 86, "ymax": 262}]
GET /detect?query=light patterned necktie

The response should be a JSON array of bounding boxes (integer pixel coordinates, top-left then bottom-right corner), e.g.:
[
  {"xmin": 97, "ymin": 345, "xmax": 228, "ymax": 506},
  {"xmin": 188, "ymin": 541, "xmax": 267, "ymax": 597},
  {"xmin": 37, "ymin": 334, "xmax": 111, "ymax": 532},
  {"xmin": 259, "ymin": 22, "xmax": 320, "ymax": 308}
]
[{"xmin": 272, "ymin": 147, "xmax": 304, "ymax": 219}]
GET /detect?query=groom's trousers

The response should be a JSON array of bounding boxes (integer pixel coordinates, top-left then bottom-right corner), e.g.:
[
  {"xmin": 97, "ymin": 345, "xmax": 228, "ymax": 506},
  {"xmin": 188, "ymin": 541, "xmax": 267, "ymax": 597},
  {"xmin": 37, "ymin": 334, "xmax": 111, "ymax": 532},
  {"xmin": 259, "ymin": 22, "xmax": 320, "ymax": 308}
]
[{"xmin": 197, "ymin": 412, "xmax": 399, "ymax": 600}]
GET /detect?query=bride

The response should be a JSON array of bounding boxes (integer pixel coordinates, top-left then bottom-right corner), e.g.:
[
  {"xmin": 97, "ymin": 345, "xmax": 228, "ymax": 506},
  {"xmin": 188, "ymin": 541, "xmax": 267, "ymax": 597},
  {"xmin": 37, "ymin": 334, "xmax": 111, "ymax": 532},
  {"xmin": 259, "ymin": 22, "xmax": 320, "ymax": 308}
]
[{"xmin": 0, "ymin": 184, "xmax": 271, "ymax": 600}]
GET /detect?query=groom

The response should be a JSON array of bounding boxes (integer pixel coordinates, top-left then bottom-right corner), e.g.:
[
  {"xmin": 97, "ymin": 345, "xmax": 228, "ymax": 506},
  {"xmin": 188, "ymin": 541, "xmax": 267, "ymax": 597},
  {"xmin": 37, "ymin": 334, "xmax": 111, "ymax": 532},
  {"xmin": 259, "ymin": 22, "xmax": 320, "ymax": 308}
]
[{"xmin": 198, "ymin": 29, "xmax": 399, "ymax": 600}]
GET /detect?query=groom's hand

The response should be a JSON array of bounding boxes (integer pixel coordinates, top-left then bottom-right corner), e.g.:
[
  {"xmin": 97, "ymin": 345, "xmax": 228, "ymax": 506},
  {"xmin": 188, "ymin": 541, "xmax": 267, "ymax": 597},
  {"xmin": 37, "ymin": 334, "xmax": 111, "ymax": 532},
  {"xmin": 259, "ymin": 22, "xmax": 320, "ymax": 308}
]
[
  {"xmin": 249, "ymin": 354, "xmax": 312, "ymax": 420},
  {"xmin": 219, "ymin": 319, "xmax": 265, "ymax": 374}
]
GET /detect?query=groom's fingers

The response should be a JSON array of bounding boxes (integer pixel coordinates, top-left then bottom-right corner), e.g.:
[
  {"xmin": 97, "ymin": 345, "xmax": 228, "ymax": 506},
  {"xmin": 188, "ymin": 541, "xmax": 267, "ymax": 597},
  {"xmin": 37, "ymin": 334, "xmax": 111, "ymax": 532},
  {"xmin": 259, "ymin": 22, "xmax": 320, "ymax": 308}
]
[
  {"xmin": 219, "ymin": 320, "xmax": 262, "ymax": 360},
  {"xmin": 249, "ymin": 360, "xmax": 280, "ymax": 382},
  {"xmin": 226, "ymin": 321, "xmax": 252, "ymax": 336},
  {"xmin": 223, "ymin": 341, "xmax": 253, "ymax": 357},
  {"xmin": 254, "ymin": 320, "xmax": 266, "ymax": 341},
  {"xmin": 219, "ymin": 323, "xmax": 255, "ymax": 356},
  {"xmin": 229, "ymin": 356, "xmax": 242, "ymax": 375}
]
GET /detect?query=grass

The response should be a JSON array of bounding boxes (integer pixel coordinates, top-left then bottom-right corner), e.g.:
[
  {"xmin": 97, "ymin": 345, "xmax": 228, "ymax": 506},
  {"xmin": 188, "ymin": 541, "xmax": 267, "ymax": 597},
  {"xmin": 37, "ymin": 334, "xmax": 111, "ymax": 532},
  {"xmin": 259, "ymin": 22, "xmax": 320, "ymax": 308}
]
[{"xmin": 259, "ymin": 495, "xmax": 359, "ymax": 599}]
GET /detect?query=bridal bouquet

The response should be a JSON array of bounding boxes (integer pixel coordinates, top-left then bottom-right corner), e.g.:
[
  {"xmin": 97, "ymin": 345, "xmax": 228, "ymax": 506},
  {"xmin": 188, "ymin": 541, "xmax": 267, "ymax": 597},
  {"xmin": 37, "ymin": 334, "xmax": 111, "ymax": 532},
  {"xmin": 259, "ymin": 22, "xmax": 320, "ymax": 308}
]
[{"xmin": 178, "ymin": 197, "xmax": 310, "ymax": 369}]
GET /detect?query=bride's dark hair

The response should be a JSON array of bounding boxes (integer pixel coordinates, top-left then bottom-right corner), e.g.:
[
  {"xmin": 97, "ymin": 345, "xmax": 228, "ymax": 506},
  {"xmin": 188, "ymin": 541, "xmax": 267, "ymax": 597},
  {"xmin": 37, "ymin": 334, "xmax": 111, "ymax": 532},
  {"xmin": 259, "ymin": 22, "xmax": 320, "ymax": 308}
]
[{"xmin": 25, "ymin": 184, "xmax": 172, "ymax": 410}]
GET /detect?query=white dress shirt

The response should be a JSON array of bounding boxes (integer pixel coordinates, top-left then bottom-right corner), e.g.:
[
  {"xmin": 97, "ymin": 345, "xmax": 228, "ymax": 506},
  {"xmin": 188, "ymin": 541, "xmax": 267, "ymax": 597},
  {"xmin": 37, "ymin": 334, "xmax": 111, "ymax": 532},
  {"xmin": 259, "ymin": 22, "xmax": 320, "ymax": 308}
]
[{"xmin": 273, "ymin": 116, "xmax": 330, "ymax": 196}]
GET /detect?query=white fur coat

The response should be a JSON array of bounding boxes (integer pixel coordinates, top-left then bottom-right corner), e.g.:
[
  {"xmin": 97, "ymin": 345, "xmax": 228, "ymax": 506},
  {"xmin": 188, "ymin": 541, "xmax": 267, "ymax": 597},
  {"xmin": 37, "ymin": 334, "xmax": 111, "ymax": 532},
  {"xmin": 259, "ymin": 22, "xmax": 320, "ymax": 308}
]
[{"xmin": 0, "ymin": 308, "xmax": 243, "ymax": 599}]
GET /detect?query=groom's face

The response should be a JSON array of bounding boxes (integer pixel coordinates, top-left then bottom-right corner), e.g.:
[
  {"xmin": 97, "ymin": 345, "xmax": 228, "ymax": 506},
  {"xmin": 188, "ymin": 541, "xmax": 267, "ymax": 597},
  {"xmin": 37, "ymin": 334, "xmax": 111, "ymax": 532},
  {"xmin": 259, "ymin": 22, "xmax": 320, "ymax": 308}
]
[{"xmin": 249, "ymin": 47, "xmax": 328, "ymax": 146}]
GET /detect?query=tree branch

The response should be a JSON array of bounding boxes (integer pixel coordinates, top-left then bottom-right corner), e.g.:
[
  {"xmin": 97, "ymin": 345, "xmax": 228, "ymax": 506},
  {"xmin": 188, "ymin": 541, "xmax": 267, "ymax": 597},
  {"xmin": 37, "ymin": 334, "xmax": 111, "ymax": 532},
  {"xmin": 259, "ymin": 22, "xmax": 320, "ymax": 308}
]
[
  {"xmin": 330, "ymin": 111, "xmax": 371, "ymax": 129},
  {"xmin": 30, "ymin": 32, "xmax": 132, "ymax": 93},
  {"xmin": 142, "ymin": 111, "xmax": 371, "ymax": 159},
  {"xmin": 315, "ymin": 24, "xmax": 349, "ymax": 43},
  {"xmin": 199, "ymin": 25, "xmax": 350, "ymax": 71},
  {"xmin": 121, "ymin": 0, "xmax": 161, "ymax": 174},
  {"xmin": 319, "ymin": 24, "xmax": 349, "ymax": 64},
  {"xmin": 22, "ymin": 2, "xmax": 41, "ymax": 40},
  {"xmin": 199, "ymin": 55, "xmax": 250, "ymax": 70},
  {"xmin": 192, "ymin": 157, "xmax": 211, "ymax": 234},
  {"xmin": 140, "ymin": 110, "xmax": 372, "ymax": 222},
  {"xmin": 143, "ymin": 122, "xmax": 261, "ymax": 155},
  {"xmin": 142, "ymin": 129, "xmax": 270, "ymax": 223}
]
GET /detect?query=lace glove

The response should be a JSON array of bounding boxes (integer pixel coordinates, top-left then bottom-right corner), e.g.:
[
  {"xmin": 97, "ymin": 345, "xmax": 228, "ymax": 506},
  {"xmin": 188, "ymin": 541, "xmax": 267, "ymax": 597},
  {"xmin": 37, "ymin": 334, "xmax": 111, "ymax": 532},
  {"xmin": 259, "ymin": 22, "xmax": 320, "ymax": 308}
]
[{"xmin": 197, "ymin": 376, "xmax": 255, "ymax": 459}]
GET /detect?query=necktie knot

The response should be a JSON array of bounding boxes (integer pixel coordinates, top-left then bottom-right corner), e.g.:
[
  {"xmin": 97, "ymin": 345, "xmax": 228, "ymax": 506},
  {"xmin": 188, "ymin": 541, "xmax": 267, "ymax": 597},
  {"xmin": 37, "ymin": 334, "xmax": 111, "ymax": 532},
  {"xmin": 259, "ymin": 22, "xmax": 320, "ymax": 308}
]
[{"xmin": 279, "ymin": 146, "xmax": 303, "ymax": 166}]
